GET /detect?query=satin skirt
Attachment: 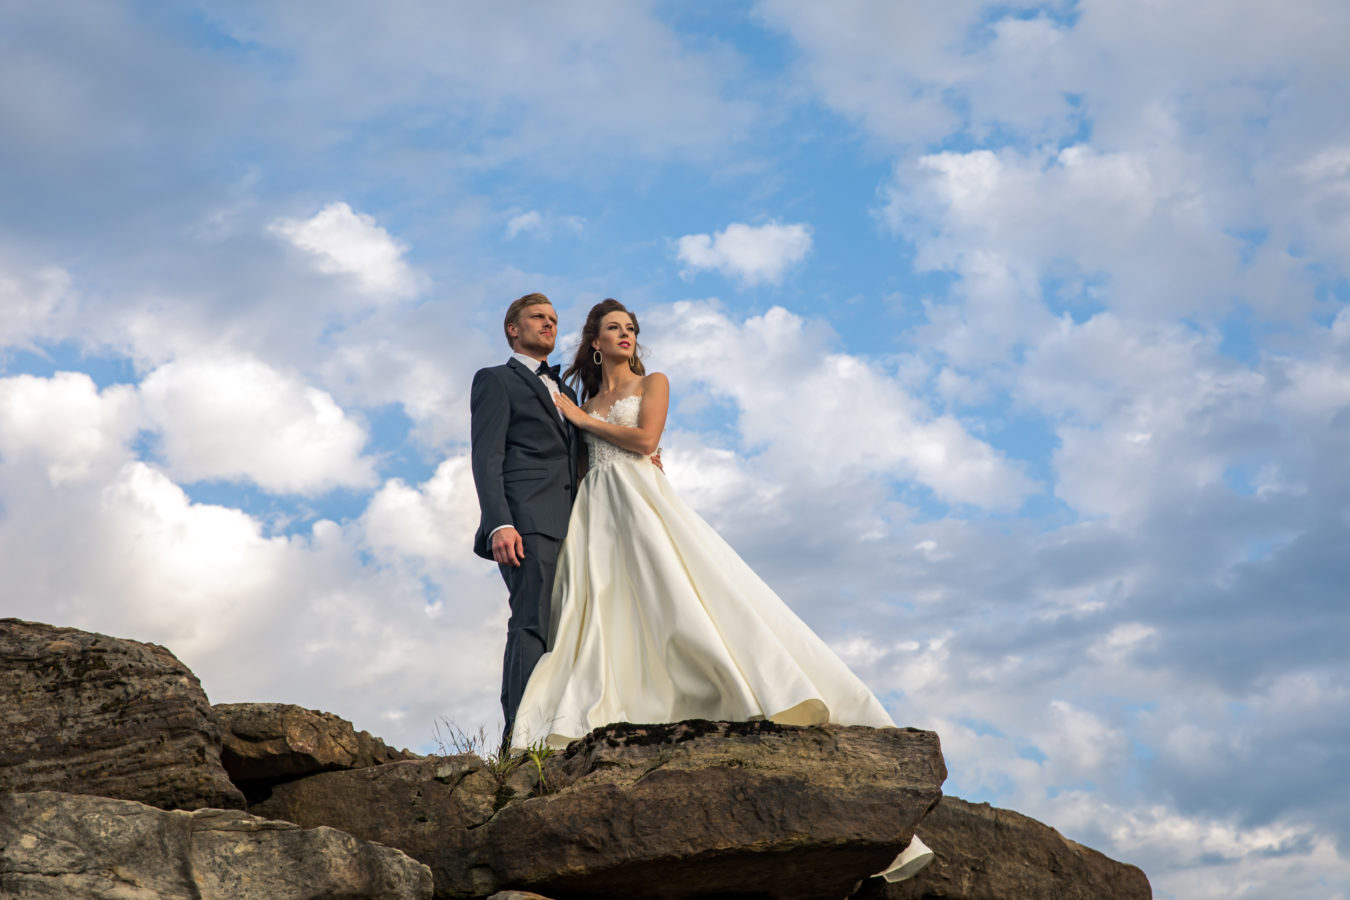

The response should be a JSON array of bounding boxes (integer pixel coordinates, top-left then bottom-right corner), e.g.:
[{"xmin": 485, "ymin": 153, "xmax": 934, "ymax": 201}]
[{"xmin": 510, "ymin": 456, "xmax": 895, "ymax": 751}]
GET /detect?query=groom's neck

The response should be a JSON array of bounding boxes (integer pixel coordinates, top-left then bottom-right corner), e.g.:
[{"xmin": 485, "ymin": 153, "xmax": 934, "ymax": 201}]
[{"xmin": 513, "ymin": 349, "xmax": 548, "ymax": 365}]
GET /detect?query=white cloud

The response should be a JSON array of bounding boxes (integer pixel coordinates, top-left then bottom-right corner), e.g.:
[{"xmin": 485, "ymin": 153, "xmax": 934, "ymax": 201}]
[
  {"xmin": 1294, "ymin": 145, "xmax": 1350, "ymax": 258},
  {"xmin": 1041, "ymin": 699, "xmax": 1123, "ymax": 777},
  {"xmin": 1272, "ymin": 356, "xmax": 1350, "ymax": 425},
  {"xmin": 198, "ymin": 1, "xmax": 755, "ymax": 165},
  {"xmin": 1089, "ymin": 622, "xmax": 1156, "ymax": 665},
  {"xmin": 505, "ymin": 209, "xmax": 586, "ymax": 240},
  {"xmin": 881, "ymin": 145, "xmax": 1258, "ymax": 328},
  {"xmin": 0, "ymin": 262, "xmax": 72, "ymax": 348},
  {"xmin": 771, "ymin": 0, "xmax": 1350, "ymax": 345},
  {"xmin": 758, "ymin": 0, "xmax": 1350, "ymax": 159},
  {"xmin": 647, "ymin": 300, "xmax": 1035, "ymax": 510},
  {"xmin": 753, "ymin": 0, "xmax": 986, "ymax": 145},
  {"xmin": 0, "ymin": 457, "xmax": 510, "ymax": 751},
  {"xmin": 1332, "ymin": 307, "xmax": 1350, "ymax": 346},
  {"xmin": 0, "ymin": 380, "xmax": 509, "ymax": 749},
  {"xmin": 505, "ymin": 210, "xmax": 543, "ymax": 239},
  {"xmin": 1043, "ymin": 794, "xmax": 1350, "ymax": 900},
  {"xmin": 311, "ymin": 303, "xmax": 486, "ymax": 450},
  {"xmin": 360, "ymin": 455, "xmax": 482, "ymax": 573},
  {"xmin": 1013, "ymin": 311, "xmax": 1350, "ymax": 528},
  {"xmin": 659, "ymin": 437, "xmax": 784, "ymax": 528},
  {"xmin": 270, "ymin": 202, "xmax": 420, "ymax": 299},
  {"xmin": 139, "ymin": 356, "xmax": 376, "ymax": 495},
  {"xmin": 0, "ymin": 372, "xmax": 139, "ymax": 487},
  {"xmin": 676, "ymin": 221, "xmax": 813, "ymax": 286},
  {"xmin": 83, "ymin": 462, "xmax": 296, "ymax": 658}
]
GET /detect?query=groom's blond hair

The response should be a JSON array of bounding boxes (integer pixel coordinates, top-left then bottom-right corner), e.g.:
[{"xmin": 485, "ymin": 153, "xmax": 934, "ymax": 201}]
[{"xmin": 503, "ymin": 292, "xmax": 553, "ymax": 348}]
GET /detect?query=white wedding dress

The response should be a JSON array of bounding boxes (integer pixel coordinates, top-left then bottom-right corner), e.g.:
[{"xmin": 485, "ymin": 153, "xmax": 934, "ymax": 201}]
[{"xmin": 510, "ymin": 394, "xmax": 896, "ymax": 752}]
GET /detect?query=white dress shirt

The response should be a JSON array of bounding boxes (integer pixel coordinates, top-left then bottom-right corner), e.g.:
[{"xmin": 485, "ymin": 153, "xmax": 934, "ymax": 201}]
[{"xmin": 511, "ymin": 351, "xmax": 564, "ymax": 415}]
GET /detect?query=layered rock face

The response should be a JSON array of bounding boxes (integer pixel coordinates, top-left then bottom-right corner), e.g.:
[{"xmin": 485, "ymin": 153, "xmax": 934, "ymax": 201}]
[
  {"xmin": 0, "ymin": 791, "xmax": 433, "ymax": 900},
  {"xmin": 857, "ymin": 796, "xmax": 1152, "ymax": 900},
  {"xmin": 0, "ymin": 618, "xmax": 243, "ymax": 810},
  {"xmin": 253, "ymin": 719, "xmax": 948, "ymax": 899},
  {"xmin": 215, "ymin": 701, "xmax": 418, "ymax": 801},
  {"xmin": 3, "ymin": 619, "xmax": 1153, "ymax": 900}
]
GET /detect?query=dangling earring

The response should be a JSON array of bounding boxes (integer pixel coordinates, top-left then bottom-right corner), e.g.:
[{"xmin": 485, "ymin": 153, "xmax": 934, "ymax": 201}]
[{"xmin": 593, "ymin": 349, "xmax": 603, "ymax": 365}]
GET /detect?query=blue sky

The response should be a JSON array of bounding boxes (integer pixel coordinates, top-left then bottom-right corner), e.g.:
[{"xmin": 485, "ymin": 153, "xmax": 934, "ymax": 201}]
[{"xmin": 3, "ymin": 2, "xmax": 1349, "ymax": 896}]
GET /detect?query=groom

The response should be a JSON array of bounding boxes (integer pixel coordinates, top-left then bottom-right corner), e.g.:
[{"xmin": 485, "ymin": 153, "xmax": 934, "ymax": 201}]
[{"xmin": 470, "ymin": 293, "xmax": 580, "ymax": 740}]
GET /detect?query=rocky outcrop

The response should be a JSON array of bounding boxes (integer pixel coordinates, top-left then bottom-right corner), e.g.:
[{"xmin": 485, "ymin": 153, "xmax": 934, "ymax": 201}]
[
  {"xmin": 854, "ymin": 796, "xmax": 1152, "ymax": 900},
  {"xmin": 252, "ymin": 719, "xmax": 948, "ymax": 899},
  {"xmin": 0, "ymin": 790, "xmax": 433, "ymax": 899},
  {"xmin": 4, "ymin": 619, "xmax": 1151, "ymax": 900},
  {"xmin": 0, "ymin": 618, "xmax": 243, "ymax": 810},
  {"xmin": 215, "ymin": 702, "xmax": 418, "ymax": 800}
]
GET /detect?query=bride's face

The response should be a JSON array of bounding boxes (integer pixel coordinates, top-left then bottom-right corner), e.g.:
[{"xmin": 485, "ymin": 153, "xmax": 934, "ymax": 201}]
[{"xmin": 593, "ymin": 311, "xmax": 637, "ymax": 361}]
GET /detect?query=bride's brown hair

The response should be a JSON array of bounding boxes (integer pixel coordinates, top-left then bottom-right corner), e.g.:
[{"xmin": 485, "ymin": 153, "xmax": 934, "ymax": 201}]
[{"xmin": 563, "ymin": 298, "xmax": 647, "ymax": 404}]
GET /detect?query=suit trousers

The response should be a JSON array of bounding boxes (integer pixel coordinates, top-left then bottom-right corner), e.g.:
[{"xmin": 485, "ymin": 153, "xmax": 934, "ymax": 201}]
[{"xmin": 499, "ymin": 531, "xmax": 561, "ymax": 737}]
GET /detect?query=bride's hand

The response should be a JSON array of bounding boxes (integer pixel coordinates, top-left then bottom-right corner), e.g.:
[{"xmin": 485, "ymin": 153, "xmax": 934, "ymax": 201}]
[{"xmin": 553, "ymin": 392, "xmax": 590, "ymax": 427}]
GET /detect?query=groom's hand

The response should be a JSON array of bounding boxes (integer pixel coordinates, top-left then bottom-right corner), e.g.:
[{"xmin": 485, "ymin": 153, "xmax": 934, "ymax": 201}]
[{"xmin": 492, "ymin": 527, "xmax": 525, "ymax": 567}]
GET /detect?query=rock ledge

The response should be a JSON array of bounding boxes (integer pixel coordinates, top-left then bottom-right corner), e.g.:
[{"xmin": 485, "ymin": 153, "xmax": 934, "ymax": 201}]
[{"xmin": 0, "ymin": 618, "xmax": 242, "ymax": 810}]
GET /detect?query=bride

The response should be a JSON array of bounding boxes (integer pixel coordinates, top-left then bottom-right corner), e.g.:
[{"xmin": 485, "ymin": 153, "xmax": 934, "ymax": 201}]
[{"xmin": 509, "ymin": 299, "xmax": 896, "ymax": 750}]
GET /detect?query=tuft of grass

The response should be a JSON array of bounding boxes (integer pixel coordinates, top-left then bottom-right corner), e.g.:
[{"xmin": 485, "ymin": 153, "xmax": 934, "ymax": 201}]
[
  {"xmin": 432, "ymin": 718, "xmax": 513, "ymax": 775},
  {"xmin": 433, "ymin": 718, "xmax": 552, "ymax": 783},
  {"xmin": 431, "ymin": 718, "xmax": 493, "ymax": 757},
  {"xmin": 432, "ymin": 719, "xmax": 560, "ymax": 796},
  {"xmin": 489, "ymin": 751, "xmax": 523, "ymax": 780}
]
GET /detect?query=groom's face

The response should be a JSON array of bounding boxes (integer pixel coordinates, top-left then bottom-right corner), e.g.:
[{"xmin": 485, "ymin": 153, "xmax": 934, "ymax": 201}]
[{"xmin": 510, "ymin": 303, "xmax": 558, "ymax": 358}]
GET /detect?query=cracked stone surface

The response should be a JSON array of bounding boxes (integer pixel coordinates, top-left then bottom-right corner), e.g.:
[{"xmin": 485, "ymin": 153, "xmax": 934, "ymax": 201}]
[
  {"xmin": 251, "ymin": 754, "xmax": 514, "ymax": 896},
  {"xmin": 251, "ymin": 720, "xmax": 946, "ymax": 899},
  {"xmin": 214, "ymin": 702, "xmax": 418, "ymax": 797},
  {"xmin": 0, "ymin": 618, "xmax": 243, "ymax": 811},
  {"xmin": 0, "ymin": 790, "xmax": 434, "ymax": 899},
  {"xmin": 853, "ymin": 796, "xmax": 1152, "ymax": 900}
]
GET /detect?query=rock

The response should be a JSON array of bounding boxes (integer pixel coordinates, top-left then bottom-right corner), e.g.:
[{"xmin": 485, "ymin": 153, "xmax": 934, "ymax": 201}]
[
  {"xmin": 853, "ymin": 796, "xmax": 1152, "ymax": 900},
  {"xmin": 253, "ymin": 719, "xmax": 947, "ymax": 899},
  {"xmin": 252, "ymin": 753, "xmax": 505, "ymax": 897},
  {"xmin": 487, "ymin": 894, "xmax": 555, "ymax": 900},
  {"xmin": 0, "ymin": 619, "xmax": 243, "ymax": 810},
  {"xmin": 214, "ymin": 702, "xmax": 418, "ymax": 797},
  {"xmin": 0, "ymin": 790, "xmax": 433, "ymax": 899}
]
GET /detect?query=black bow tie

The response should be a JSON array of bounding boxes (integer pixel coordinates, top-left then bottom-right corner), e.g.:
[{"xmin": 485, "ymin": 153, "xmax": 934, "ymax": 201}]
[{"xmin": 535, "ymin": 361, "xmax": 561, "ymax": 381}]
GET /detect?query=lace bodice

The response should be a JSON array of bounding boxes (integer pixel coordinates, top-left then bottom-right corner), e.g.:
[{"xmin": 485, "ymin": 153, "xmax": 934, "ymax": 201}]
[{"xmin": 586, "ymin": 394, "xmax": 646, "ymax": 471}]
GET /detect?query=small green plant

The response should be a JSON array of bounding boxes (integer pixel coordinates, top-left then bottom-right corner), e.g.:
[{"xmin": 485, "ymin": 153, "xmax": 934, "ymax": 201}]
[
  {"xmin": 431, "ymin": 719, "xmax": 558, "ymax": 794},
  {"xmin": 431, "ymin": 718, "xmax": 511, "ymax": 772},
  {"xmin": 488, "ymin": 749, "xmax": 523, "ymax": 779},
  {"xmin": 433, "ymin": 717, "xmax": 537, "ymax": 782},
  {"xmin": 522, "ymin": 739, "xmax": 556, "ymax": 795}
]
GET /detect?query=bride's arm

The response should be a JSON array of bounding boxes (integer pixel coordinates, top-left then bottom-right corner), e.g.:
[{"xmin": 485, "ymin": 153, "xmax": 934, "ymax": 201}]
[{"xmin": 557, "ymin": 373, "xmax": 668, "ymax": 456}]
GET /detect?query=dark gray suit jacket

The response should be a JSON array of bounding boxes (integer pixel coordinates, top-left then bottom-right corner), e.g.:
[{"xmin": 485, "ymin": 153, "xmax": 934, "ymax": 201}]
[{"xmin": 470, "ymin": 358, "xmax": 580, "ymax": 560}]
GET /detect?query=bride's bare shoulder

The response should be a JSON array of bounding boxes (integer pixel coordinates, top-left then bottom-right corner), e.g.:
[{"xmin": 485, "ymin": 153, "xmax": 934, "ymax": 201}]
[{"xmin": 639, "ymin": 372, "xmax": 668, "ymax": 393}]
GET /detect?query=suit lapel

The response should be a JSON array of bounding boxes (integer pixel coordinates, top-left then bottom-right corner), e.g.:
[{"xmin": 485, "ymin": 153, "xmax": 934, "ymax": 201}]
[{"xmin": 507, "ymin": 357, "xmax": 568, "ymax": 441}]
